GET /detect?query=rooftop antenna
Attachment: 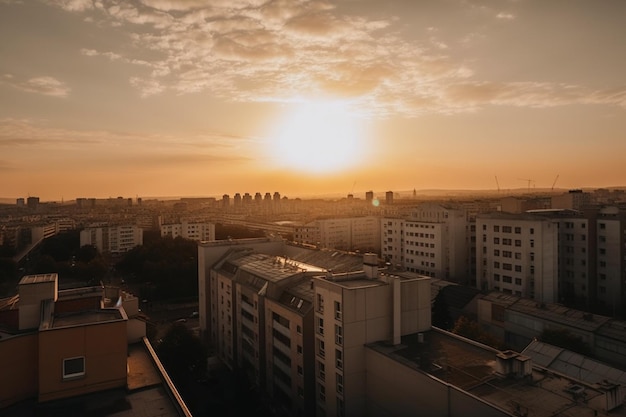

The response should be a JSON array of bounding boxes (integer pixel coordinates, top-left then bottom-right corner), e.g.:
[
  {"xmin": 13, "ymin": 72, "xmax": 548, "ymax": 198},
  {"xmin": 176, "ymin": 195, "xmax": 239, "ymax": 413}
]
[{"xmin": 495, "ymin": 176, "xmax": 500, "ymax": 193}]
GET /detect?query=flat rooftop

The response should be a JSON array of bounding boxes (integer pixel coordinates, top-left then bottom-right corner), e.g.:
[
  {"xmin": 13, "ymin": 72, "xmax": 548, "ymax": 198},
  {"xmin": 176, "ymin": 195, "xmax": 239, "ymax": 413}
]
[
  {"xmin": 51, "ymin": 309, "xmax": 123, "ymax": 328},
  {"xmin": 2, "ymin": 342, "xmax": 182, "ymax": 417},
  {"xmin": 19, "ymin": 273, "xmax": 57, "ymax": 285},
  {"xmin": 368, "ymin": 329, "xmax": 626, "ymax": 417}
]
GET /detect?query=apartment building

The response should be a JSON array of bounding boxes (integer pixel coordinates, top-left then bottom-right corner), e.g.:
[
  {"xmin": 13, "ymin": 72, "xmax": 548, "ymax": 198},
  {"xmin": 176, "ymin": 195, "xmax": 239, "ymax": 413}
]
[
  {"xmin": 294, "ymin": 216, "xmax": 381, "ymax": 253},
  {"xmin": 0, "ymin": 274, "xmax": 149, "ymax": 407},
  {"xmin": 381, "ymin": 204, "xmax": 469, "ymax": 283},
  {"xmin": 312, "ymin": 253, "xmax": 431, "ymax": 417},
  {"xmin": 160, "ymin": 221, "xmax": 215, "ymax": 242},
  {"xmin": 198, "ymin": 238, "xmax": 626, "ymax": 417},
  {"xmin": 492, "ymin": 206, "xmax": 626, "ymax": 315},
  {"xmin": 476, "ymin": 212, "xmax": 558, "ymax": 303},
  {"xmin": 208, "ymin": 249, "xmax": 324, "ymax": 417},
  {"xmin": 80, "ymin": 224, "xmax": 143, "ymax": 254}
]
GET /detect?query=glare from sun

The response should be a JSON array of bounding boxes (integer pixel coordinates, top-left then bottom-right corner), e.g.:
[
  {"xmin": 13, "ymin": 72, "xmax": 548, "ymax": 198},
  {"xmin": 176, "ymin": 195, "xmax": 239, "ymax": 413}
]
[{"xmin": 268, "ymin": 99, "xmax": 365, "ymax": 174}]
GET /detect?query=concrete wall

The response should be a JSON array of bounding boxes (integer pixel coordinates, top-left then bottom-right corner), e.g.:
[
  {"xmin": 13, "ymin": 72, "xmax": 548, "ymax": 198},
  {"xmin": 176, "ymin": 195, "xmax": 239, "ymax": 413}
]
[
  {"xmin": 38, "ymin": 320, "xmax": 127, "ymax": 402},
  {"xmin": 365, "ymin": 348, "xmax": 509, "ymax": 417},
  {"xmin": 0, "ymin": 333, "xmax": 38, "ymax": 408}
]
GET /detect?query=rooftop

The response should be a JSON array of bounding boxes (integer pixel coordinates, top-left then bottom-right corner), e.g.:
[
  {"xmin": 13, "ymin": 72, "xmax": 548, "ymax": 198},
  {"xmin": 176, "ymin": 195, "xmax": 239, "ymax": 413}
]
[
  {"xmin": 368, "ymin": 329, "xmax": 626, "ymax": 417},
  {"xmin": 18, "ymin": 273, "xmax": 57, "ymax": 285},
  {"xmin": 51, "ymin": 309, "xmax": 124, "ymax": 328},
  {"xmin": 2, "ymin": 341, "xmax": 184, "ymax": 417}
]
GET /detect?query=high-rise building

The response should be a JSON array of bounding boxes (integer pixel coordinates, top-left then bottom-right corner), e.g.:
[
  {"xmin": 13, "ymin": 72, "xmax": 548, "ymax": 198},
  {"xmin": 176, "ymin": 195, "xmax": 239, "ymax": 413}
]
[
  {"xmin": 160, "ymin": 221, "xmax": 215, "ymax": 242},
  {"xmin": 382, "ymin": 204, "xmax": 469, "ymax": 283},
  {"xmin": 476, "ymin": 212, "xmax": 558, "ymax": 303},
  {"xmin": 80, "ymin": 224, "xmax": 143, "ymax": 254}
]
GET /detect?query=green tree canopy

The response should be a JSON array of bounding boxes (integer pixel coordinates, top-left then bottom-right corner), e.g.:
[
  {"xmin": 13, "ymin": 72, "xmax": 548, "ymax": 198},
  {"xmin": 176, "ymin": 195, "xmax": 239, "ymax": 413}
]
[{"xmin": 451, "ymin": 316, "xmax": 503, "ymax": 349}]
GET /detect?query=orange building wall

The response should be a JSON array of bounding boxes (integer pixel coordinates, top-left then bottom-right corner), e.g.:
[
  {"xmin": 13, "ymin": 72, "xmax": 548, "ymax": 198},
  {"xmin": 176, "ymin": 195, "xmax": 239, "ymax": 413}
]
[
  {"xmin": 0, "ymin": 333, "xmax": 38, "ymax": 408},
  {"xmin": 38, "ymin": 320, "xmax": 127, "ymax": 402}
]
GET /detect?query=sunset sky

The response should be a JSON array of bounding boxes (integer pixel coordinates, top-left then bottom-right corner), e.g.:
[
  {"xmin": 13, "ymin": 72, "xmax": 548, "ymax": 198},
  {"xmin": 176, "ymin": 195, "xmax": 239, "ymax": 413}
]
[{"xmin": 1, "ymin": 0, "xmax": 626, "ymax": 201}]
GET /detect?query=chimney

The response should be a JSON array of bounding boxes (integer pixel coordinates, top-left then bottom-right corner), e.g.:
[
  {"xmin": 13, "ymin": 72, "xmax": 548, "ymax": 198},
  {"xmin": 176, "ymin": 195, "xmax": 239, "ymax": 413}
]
[{"xmin": 363, "ymin": 253, "xmax": 379, "ymax": 279}]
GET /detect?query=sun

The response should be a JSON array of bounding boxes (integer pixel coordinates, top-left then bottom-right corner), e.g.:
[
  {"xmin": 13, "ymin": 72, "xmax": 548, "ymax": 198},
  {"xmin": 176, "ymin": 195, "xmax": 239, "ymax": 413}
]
[{"xmin": 267, "ymin": 99, "xmax": 365, "ymax": 174}]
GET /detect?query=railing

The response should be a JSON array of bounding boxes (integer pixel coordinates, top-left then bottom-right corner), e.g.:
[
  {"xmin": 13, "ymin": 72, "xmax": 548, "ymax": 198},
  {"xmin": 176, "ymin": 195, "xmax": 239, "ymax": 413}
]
[{"xmin": 142, "ymin": 337, "xmax": 194, "ymax": 417}]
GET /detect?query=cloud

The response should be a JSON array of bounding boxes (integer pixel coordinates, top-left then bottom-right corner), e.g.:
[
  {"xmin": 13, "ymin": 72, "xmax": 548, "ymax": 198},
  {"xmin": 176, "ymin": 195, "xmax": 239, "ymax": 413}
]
[
  {"xmin": 43, "ymin": 0, "xmax": 93, "ymax": 12},
  {"xmin": 0, "ymin": 118, "xmax": 256, "ymax": 164},
  {"xmin": 50, "ymin": 0, "xmax": 626, "ymax": 116},
  {"xmin": 496, "ymin": 12, "xmax": 515, "ymax": 20},
  {"xmin": 1, "ymin": 74, "xmax": 70, "ymax": 97}
]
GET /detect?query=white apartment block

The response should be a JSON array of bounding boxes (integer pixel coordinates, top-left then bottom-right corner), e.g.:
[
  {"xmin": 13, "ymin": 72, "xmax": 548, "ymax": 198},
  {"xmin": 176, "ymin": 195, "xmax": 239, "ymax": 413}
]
[
  {"xmin": 160, "ymin": 221, "xmax": 215, "ymax": 242},
  {"xmin": 207, "ymin": 249, "xmax": 323, "ymax": 417},
  {"xmin": 506, "ymin": 207, "xmax": 625, "ymax": 315},
  {"xmin": 294, "ymin": 216, "xmax": 380, "ymax": 253},
  {"xmin": 381, "ymin": 204, "xmax": 469, "ymax": 283},
  {"xmin": 476, "ymin": 213, "xmax": 558, "ymax": 303},
  {"xmin": 312, "ymin": 254, "xmax": 431, "ymax": 417},
  {"xmin": 80, "ymin": 225, "xmax": 143, "ymax": 254}
]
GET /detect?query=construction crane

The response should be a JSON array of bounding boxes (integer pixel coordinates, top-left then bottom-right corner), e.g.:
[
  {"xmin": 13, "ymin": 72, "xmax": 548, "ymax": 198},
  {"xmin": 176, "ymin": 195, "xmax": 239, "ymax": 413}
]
[
  {"xmin": 551, "ymin": 174, "xmax": 559, "ymax": 191},
  {"xmin": 517, "ymin": 178, "xmax": 535, "ymax": 193}
]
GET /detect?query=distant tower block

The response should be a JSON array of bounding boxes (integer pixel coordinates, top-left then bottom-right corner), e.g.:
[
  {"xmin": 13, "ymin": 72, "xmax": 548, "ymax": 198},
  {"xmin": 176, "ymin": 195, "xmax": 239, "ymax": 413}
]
[
  {"xmin": 365, "ymin": 191, "xmax": 374, "ymax": 204},
  {"xmin": 386, "ymin": 191, "xmax": 393, "ymax": 205}
]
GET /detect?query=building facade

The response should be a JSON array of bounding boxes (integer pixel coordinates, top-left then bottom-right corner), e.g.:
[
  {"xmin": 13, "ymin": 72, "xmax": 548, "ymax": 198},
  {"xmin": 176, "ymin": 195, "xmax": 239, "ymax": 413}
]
[
  {"xmin": 80, "ymin": 224, "xmax": 143, "ymax": 254},
  {"xmin": 160, "ymin": 221, "xmax": 215, "ymax": 242},
  {"xmin": 382, "ymin": 204, "xmax": 469, "ymax": 283},
  {"xmin": 476, "ymin": 212, "xmax": 558, "ymax": 303}
]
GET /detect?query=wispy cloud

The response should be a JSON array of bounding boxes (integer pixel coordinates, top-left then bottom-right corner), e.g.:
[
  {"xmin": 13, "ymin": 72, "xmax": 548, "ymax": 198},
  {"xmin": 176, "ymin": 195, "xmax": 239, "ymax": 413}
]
[
  {"xmin": 45, "ymin": 0, "xmax": 626, "ymax": 116},
  {"xmin": 1, "ymin": 74, "xmax": 70, "ymax": 97},
  {"xmin": 0, "ymin": 118, "xmax": 256, "ymax": 164},
  {"xmin": 496, "ymin": 12, "xmax": 515, "ymax": 20},
  {"xmin": 43, "ymin": 0, "xmax": 93, "ymax": 12}
]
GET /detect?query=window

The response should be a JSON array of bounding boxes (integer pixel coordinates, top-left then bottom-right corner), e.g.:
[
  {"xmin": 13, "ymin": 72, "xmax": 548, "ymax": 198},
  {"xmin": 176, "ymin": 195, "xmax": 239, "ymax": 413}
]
[
  {"xmin": 297, "ymin": 325, "xmax": 302, "ymax": 334},
  {"xmin": 503, "ymin": 226, "xmax": 512, "ymax": 233},
  {"xmin": 503, "ymin": 276, "xmax": 512, "ymax": 283},
  {"xmin": 336, "ymin": 373, "xmax": 344, "ymax": 394},
  {"xmin": 317, "ymin": 317, "xmax": 324, "ymax": 335},
  {"xmin": 318, "ymin": 339, "xmax": 325, "ymax": 357},
  {"xmin": 336, "ymin": 349, "xmax": 343, "ymax": 370},
  {"xmin": 319, "ymin": 383, "xmax": 326, "ymax": 401},
  {"xmin": 494, "ymin": 225, "xmax": 500, "ymax": 232},
  {"xmin": 515, "ymin": 278, "xmax": 522, "ymax": 285},
  {"xmin": 318, "ymin": 361, "xmax": 326, "ymax": 381},
  {"xmin": 514, "ymin": 227, "xmax": 521, "ymax": 234},
  {"xmin": 514, "ymin": 240, "xmax": 521, "ymax": 247},
  {"xmin": 515, "ymin": 265, "xmax": 522, "ymax": 272},
  {"xmin": 298, "ymin": 365, "xmax": 303, "ymax": 376},
  {"xmin": 600, "ymin": 223, "xmax": 606, "ymax": 230},
  {"xmin": 297, "ymin": 345, "xmax": 303, "ymax": 354},
  {"xmin": 494, "ymin": 237, "xmax": 500, "ymax": 244},
  {"xmin": 334, "ymin": 301, "xmax": 342, "ymax": 320},
  {"xmin": 317, "ymin": 293, "xmax": 324, "ymax": 312},
  {"xmin": 530, "ymin": 228, "xmax": 534, "ymax": 235},
  {"xmin": 494, "ymin": 249, "xmax": 500, "ymax": 256},
  {"xmin": 63, "ymin": 357, "xmax": 85, "ymax": 379},
  {"xmin": 335, "ymin": 325, "xmax": 343, "ymax": 346}
]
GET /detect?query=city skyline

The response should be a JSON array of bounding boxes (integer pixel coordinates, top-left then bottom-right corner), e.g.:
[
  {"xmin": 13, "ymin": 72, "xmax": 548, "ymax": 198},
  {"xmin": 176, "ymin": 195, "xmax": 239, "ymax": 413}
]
[{"xmin": 2, "ymin": 0, "xmax": 626, "ymax": 201}]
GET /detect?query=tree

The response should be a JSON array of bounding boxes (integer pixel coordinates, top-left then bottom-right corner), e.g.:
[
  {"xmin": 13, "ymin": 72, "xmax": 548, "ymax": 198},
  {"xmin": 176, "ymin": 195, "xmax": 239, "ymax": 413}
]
[
  {"xmin": 451, "ymin": 316, "xmax": 502, "ymax": 349},
  {"xmin": 432, "ymin": 290, "xmax": 453, "ymax": 330},
  {"xmin": 157, "ymin": 323, "xmax": 207, "ymax": 385}
]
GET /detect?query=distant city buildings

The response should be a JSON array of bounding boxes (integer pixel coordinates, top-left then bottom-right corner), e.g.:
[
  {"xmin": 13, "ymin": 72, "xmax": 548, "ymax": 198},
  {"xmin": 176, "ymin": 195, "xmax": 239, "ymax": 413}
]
[
  {"xmin": 80, "ymin": 224, "xmax": 143, "ymax": 254},
  {"xmin": 160, "ymin": 221, "xmax": 215, "ymax": 242},
  {"xmin": 294, "ymin": 216, "xmax": 381, "ymax": 253},
  {"xmin": 198, "ymin": 239, "xmax": 626, "ymax": 417}
]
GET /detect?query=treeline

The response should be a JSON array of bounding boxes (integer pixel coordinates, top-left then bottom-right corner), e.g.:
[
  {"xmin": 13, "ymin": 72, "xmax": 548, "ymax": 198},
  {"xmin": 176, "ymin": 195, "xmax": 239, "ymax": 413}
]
[{"xmin": 116, "ymin": 236, "xmax": 198, "ymax": 300}]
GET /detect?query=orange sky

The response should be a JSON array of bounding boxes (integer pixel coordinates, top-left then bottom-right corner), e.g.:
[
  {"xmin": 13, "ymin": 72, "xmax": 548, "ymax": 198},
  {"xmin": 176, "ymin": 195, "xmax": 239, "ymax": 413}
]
[{"xmin": 1, "ymin": 0, "xmax": 626, "ymax": 201}]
